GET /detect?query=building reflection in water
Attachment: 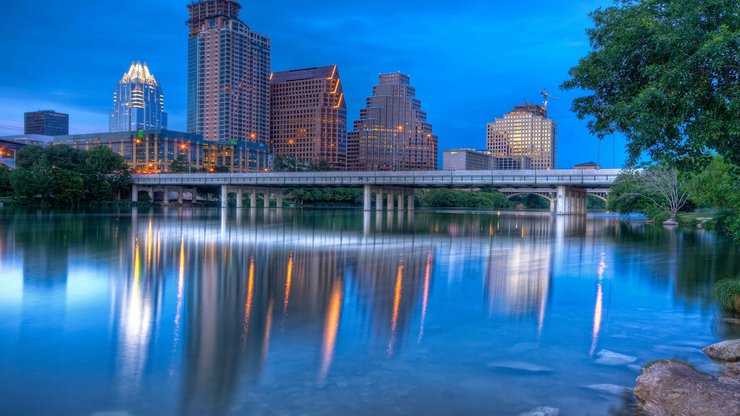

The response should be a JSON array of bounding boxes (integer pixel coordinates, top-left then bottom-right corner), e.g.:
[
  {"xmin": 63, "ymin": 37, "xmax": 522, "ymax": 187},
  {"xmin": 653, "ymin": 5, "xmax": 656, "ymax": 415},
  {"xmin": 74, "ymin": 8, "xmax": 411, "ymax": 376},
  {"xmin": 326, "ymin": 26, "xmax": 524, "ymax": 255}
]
[{"xmin": 105, "ymin": 210, "xmax": 626, "ymax": 413}]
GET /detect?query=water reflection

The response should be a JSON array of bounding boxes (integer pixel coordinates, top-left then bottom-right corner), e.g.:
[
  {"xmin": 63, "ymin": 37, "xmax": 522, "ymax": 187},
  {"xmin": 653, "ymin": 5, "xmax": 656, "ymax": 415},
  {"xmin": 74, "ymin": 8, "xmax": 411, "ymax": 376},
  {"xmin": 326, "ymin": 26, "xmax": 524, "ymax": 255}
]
[{"xmin": 0, "ymin": 209, "xmax": 737, "ymax": 416}]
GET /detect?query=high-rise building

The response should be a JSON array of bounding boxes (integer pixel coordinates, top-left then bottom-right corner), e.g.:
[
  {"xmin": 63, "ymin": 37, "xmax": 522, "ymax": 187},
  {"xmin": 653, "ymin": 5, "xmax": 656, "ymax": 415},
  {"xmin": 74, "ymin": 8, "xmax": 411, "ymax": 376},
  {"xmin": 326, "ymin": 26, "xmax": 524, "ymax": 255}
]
[
  {"xmin": 347, "ymin": 72, "xmax": 438, "ymax": 171},
  {"xmin": 486, "ymin": 104, "xmax": 557, "ymax": 170},
  {"xmin": 270, "ymin": 66, "xmax": 347, "ymax": 170},
  {"xmin": 24, "ymin": 110, "xmax": 69, "ymax": 136},
  {"xmin": 187, "ymin": 0, "xmax": 271, "ymax": 145},
  {"xmin": 109, "ymin": 62, "xmax": 168, "ymax": 133}
]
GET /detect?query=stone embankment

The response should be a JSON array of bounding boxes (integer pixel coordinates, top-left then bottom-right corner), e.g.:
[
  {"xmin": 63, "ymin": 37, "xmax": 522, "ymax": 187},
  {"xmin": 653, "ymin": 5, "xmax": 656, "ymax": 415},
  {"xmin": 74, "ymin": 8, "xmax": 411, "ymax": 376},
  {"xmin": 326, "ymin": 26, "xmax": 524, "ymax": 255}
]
[{"xmin": 634, "ymin": 339, "xmax": 740, "ymax": 416}]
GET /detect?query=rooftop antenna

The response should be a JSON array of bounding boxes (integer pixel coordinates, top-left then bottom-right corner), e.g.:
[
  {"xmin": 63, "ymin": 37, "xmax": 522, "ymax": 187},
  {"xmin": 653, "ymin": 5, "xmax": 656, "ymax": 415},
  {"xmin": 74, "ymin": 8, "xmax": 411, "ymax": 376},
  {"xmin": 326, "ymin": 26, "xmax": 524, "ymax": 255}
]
[{"xmin": 538, "ymin": 89, "xmax": 559, "ymax": 115}]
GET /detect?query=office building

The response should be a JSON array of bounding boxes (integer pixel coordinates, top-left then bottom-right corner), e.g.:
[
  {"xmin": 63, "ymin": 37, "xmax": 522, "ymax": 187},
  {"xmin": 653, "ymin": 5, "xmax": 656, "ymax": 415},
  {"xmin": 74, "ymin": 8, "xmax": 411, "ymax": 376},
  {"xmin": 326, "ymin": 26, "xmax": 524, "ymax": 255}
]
[
  {"xmin": 24, "ymin": 110, "xmax": 69, "ymax": 136},
  {"xmin": 110, "ymin": 61, "xmax": 168, "ymax": 132},
  {"xmin": 54, "ymin": 130, "xmax": 268, "ymax": 174},
  {"xmin": 347, "ymin": 72, "xmax": 437, "ymax": 171},
  {"xmin": 187, "ymin": 0, "xmax": 271, "ymax": 144},
  {"xmin": 270, "ymin": 66, "xmax": 347, "ymax": 170},
  {"xmin": 443, "ymin": 149, "xmax": 494, "ymax": 171},
  {"xmin": 442, "ymin": 149, "xmax": 532, "ymax": 171},
  {"xmin": 486, "ymin": 104, "xmax": 557, "ymax": 170}
]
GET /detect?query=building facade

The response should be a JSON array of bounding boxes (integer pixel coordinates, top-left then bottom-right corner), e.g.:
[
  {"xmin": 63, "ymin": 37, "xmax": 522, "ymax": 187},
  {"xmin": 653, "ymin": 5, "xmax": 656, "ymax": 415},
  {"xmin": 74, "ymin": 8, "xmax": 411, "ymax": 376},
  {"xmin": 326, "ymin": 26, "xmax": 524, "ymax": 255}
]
[
  {"xmin": 486, "ymin": 104, "xmax": 557, "ymax": 170},
  {"xmin": 270, "ymin": 66, "xmax": 347, "ymax": 170},
  {"xmin": 54, "ymin": 130, "xmax": 268, "ymax": 174},
  {"xmin": 347, "ymin": 72, "xmax": 438, "ymax": 171},
  {"xmin": 110, "ymin": 61, "xmax": 168, "ymax": 133},
  {"xmin": 442, "ymin": 149, "xmax": 494, "ymax": 171},
  {"xmin": 187, "ymin": 0, "xmax": 271, "ymax": 145},
  {"xmin": 24, "ymin": 110, "xmax": 69, "ymax": 136},
  {"xmin": 442, "ymin": 149, "xmax": 533, "ymax": 171}
]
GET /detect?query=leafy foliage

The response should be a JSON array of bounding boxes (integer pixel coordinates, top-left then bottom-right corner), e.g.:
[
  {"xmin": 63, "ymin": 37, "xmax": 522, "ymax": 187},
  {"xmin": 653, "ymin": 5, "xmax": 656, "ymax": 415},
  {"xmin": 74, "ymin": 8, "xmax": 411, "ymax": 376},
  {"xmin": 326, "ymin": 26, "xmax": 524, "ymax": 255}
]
[
  {"xmin": 169, "ymin": 155, "xmax": 191, "ymax": 173},
  {"xmin": 713, "ymin": 276, "xmax": 740, "ymax": 313},
  {"xmin": 288, "ymin": 188, "xmax": 362, "ymax": 206},
  {"xmin": 0, "ymin": 165, "xmax": 11, "ymax": 196},
  {"xmin": 608, "ymin": 167, "xmax": 690, "ymax": 222},
  {"xmin": 273, "ymin": 156, "xmax": 333, "ymax": 172},
  {"xmin": 562, "ymin": 0, "xmax": 740, "ymax": 171},
  {"xmin": 8, "ymin": 145, "xmax": 131, "ymax": 206},
  {"xmin": 417, "ymin": 189, "xmax": 513, "ymax": 209}
]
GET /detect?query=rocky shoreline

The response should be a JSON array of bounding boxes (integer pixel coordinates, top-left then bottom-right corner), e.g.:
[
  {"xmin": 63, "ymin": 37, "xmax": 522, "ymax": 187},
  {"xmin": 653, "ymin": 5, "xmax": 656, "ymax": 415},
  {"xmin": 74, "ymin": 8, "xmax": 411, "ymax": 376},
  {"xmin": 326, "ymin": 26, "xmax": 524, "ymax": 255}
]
[{"xmin": 634, "ymin": 339, "xmax": 740, "ymax": 416}]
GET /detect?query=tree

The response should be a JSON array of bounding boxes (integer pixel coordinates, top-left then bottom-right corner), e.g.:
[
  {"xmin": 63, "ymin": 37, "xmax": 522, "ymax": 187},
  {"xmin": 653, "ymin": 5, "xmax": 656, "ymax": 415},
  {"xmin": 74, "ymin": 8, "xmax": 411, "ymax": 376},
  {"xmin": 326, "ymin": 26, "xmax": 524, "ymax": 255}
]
[
  {"xmin": 52, "ymin": 169, "xmax": 85, "ymax": 207},
  {"xmin": 608, "ymin": 167, "xmax": 690, "ymax": 223},
  {"xmin": 562, "ymin": 0, "xmax": 740, "ymax": 171},
  {"xmin": 686, "ymin": 156, "xmax": 739, "ymax": 209},
  {"xmin": 170, "ymin": 155, "xmax": 191, "ymax": 173},
  {"xmin": 84, "ymin": 146, "xmax": 131, "ymax": 201},
  {"xmin": 0, "ymin": 165, "xmax": 11, "ymax": 196}
]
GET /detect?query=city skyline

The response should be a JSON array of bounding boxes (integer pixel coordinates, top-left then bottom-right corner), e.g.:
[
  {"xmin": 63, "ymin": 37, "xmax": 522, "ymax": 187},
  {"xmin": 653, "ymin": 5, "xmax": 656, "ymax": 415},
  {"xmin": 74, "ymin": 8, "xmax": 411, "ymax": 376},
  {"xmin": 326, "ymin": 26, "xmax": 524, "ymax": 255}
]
[{"xmin": 0, "ymin": 0, "xmax": 626, "ymax": 169}]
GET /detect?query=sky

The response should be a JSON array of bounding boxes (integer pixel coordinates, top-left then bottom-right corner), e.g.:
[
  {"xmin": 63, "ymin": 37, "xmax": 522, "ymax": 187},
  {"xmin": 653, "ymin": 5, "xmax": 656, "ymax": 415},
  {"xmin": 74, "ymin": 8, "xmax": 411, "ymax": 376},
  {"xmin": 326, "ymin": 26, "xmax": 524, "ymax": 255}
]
[{"xmin": 0, "ymin": 0, "xmax": 628, "ymax": 169}]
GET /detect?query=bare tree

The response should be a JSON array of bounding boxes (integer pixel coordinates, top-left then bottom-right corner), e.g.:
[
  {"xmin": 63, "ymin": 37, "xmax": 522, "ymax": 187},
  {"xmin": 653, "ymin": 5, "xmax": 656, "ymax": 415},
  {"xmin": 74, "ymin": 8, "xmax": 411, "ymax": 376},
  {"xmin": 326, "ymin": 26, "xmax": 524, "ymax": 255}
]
[{"xmin": 639, "ymin": 168, "xmax": 690, "ymax": 224}]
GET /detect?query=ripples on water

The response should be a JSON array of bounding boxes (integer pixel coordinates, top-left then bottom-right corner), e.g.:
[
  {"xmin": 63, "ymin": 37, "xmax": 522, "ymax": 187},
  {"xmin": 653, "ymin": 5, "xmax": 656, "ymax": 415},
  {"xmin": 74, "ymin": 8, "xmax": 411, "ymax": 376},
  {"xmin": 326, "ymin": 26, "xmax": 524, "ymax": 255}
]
[{"xmin": 0, "ymin": 208, "xmax": 737, "ymax": 416}]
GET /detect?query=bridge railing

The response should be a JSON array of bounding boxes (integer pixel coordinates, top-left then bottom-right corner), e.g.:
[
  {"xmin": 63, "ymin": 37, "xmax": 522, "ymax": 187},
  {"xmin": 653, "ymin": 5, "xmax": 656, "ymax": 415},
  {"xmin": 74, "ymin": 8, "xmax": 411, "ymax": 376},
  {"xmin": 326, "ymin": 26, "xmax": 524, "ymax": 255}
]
[{"xmin": 131, "ymin": 169, "xmax": 623, "ymax": 188}]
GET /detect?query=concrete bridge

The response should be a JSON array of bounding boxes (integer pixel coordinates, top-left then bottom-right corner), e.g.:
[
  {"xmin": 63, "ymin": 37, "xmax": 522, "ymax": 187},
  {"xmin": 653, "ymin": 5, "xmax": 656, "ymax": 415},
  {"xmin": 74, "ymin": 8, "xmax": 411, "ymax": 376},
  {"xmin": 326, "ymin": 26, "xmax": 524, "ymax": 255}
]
[{"xmin": 131, "ymin": 169, "xmax": 621, "ymax": 215}]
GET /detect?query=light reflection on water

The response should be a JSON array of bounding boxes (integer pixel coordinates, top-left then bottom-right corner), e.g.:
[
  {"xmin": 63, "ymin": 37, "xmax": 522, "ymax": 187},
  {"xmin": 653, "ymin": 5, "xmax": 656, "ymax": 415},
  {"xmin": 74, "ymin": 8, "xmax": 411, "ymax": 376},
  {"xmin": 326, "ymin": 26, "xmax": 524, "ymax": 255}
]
[{"xmin": 0, "ymin": 208, "xmax": 737, "ymax": 416}]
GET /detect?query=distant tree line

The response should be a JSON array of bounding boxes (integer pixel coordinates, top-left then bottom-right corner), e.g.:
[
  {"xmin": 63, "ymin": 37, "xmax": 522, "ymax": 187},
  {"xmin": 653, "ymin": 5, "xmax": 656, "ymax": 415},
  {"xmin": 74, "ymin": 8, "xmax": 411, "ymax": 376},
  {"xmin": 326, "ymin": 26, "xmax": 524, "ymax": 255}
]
[{"xmin": 0, "ymin": 145, "xmax": 131, "ymax": 206}]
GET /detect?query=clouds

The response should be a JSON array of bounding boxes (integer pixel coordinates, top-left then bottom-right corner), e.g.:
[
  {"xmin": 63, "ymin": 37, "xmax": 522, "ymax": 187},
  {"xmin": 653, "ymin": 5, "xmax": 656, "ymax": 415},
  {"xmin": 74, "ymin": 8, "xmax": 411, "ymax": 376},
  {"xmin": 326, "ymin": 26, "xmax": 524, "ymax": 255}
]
[{"xmin": 0, "ymin": 0, "xmax": 626, "ymax": 168}]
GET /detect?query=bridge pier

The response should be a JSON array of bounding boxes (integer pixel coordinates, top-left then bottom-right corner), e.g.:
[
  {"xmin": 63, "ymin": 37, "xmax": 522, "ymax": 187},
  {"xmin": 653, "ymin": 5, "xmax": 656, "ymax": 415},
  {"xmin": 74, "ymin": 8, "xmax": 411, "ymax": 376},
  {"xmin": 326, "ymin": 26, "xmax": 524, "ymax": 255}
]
[
  {"xmin": 363, "ymin": 186, "xmax": 415, "ymax": 212},
  {"xmin": 556, "ymin": 186, "xmax": 587, "ymax": 215}
]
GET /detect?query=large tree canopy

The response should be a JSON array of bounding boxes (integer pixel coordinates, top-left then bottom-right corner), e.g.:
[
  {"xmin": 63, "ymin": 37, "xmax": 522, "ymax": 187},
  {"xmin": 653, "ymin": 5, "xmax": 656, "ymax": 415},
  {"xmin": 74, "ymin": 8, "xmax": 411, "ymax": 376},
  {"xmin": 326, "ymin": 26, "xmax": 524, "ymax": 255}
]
[{"xmin": 562, "ymin": 0, "xmax": 739, "ymax": 171}]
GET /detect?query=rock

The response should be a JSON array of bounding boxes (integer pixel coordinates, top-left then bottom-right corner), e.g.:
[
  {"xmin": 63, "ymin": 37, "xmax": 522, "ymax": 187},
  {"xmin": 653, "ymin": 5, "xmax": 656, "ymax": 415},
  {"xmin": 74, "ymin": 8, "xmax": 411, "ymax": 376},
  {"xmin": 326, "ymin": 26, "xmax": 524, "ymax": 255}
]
[
  {"xmin": 634, "ymin": 360, "xmax": 740, "ymax": 416},
  {"xmin": 663, "ymin": 219, "xmax": 679, "ymax": 226},
  {"xmin": 702, "ymin": 339, "xmax": 740, "ymax": 363},
  {"xmin": 518, "ymin": 407, "xmax": 560, "ymax": 416},
  {"xmin": 486, "ymin": 361, "xmax": 553, "ymax": 374},
  {"xmin": 722, "ymin": 317, "xmax": 740, "ymax": 326},
  {"xmin": 595, "ymin": 349, "xmax": 637, "ymax": 366},
  {"xmin": 723, "ymin": 362, "xmax": 740, "ymax": 379},
  {"xmin": 586, "ymin": 384, "xmax": 631, "ymax": 396}
]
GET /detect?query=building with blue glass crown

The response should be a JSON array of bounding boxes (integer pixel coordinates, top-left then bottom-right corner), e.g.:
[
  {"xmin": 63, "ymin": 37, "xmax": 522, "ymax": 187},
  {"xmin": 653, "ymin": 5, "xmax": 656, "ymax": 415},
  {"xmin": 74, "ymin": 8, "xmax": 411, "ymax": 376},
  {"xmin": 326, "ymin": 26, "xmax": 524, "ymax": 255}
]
[{"xmin": 110, "ymin": 61, "xmax": 168, "ymax": 133}]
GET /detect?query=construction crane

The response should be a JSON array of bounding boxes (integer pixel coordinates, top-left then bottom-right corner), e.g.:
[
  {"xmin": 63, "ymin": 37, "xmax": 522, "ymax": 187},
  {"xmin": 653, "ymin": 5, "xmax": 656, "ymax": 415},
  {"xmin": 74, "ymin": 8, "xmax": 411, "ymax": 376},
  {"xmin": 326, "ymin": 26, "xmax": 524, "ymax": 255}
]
[{"xmin": 539, "ymin": 89, "xmax": 558, "ymax": 114}]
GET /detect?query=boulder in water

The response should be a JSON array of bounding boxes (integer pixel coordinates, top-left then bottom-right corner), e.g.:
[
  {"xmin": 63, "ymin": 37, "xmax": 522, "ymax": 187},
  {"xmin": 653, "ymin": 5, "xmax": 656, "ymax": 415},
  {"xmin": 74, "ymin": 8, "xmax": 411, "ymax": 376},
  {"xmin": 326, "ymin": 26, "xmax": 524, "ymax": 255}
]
[
  {"xmin": 634, "ymin": 360, "xmax": 740, "ymax": 416},
  {"xmin": 702, "ymin": 339, "xmax": 740, "ymax": 363},
  {"xmin": 518, "ymin": 407, "xmax": 560, "ymax": 416},
  {"xmin": 595, "ymin": 349, "xmax": 637, "ymax": 366}
]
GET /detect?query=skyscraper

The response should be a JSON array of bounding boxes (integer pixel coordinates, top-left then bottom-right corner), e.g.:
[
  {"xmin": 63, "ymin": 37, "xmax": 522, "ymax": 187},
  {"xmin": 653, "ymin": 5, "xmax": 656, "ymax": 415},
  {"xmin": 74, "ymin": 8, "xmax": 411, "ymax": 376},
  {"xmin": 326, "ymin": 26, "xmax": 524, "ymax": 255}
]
[
  {"xmin": 486, "ymin": 104, "xmax": 557, "ymax": 170},
  {"xmin": 187, "ymin": 0, "xmax": 271, "ymax": 144},
  {"xmin": 347, "ymin": 72, "xmax": 438, "ymax": 171},
  {"xmin": 270, "ymin": 66, "xmax": 347, "ymax": 170},
  {"xmin": 109, "ymin": 62, "xmax": 168, "ymax": 133},
  {"xmin": 24, "ymin": 110, "xmax": 68, "ymax": 136}
]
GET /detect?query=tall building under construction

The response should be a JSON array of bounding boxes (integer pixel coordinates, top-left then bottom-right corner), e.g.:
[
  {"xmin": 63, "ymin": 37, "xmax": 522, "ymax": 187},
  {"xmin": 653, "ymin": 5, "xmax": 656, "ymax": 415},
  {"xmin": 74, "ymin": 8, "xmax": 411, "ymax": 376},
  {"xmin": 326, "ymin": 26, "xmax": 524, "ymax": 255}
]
[
  {"xmin": 347, "ymin": 72, "xmax": 438, "ymax": 171},
  {"xmin": 270, "ymin": 66, "xmax": 347, "ymax": 170},
  {"xmin": 486, "ymin": 104, "xmax": 557, "ymax": 170},
  {"xmin": 186, "ymin": 0, "xmax": 271, "ymax": 144}
]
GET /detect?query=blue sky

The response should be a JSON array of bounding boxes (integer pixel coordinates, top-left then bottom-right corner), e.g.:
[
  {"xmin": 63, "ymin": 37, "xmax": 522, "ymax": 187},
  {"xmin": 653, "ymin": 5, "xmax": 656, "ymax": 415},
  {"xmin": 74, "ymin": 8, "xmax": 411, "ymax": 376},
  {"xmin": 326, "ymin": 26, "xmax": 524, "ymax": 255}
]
[{"xmin": 0, "ymin": 0, "xmax": 627, "ymax": 169}]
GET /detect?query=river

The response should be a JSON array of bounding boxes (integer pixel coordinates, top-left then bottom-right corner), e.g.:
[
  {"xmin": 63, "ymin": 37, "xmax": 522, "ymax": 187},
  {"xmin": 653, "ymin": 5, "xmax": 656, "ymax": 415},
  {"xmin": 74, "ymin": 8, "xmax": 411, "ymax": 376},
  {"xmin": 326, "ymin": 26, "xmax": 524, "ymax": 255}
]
[{"xmin": 0, "ymin": 208, "xmax": 737, "ymax": 415}]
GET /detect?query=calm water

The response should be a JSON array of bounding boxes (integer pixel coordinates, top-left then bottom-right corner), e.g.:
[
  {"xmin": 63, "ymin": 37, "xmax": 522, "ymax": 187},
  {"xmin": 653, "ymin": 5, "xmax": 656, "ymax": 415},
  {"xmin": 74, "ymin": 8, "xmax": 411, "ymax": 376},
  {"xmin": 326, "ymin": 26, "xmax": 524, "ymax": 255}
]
[{"xmin": 0, "ymin": 208, "xmax": 737, "ymax": 416}]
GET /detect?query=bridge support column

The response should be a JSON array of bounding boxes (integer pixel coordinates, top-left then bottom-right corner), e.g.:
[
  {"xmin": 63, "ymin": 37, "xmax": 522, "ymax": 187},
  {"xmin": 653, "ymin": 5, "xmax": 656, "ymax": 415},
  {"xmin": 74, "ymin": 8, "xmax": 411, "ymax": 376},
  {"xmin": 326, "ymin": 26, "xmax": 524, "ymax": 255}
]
[
  {"xmin": 276, "ymin": 190, "xmax": 283, "ymax": 208},
  {"xmin": 364, "ymin": 185, "xmax": 372, "ymax": 211},
  {"xmin": 148, "ymin": 188, "xmax": 154, "ymax": 203},
  {"xmin": 387, "ymin": 190, "xmax": 395, "ymax": 211},
  {"xmin": 376, "ymin": 189, "xmax": 384, "ymax": 212},
  {"xmin": 556, "ymin": 186, "xmax": 587, "ymax": 215},
  {"xmin": 177, "ymin": 187, "xmax": 184, "ymax": 205},
  {"xmin": 236, "ymin": 189, "xmax": 243, "ymax": 209},
  {"xmin": 131, "ymin": 185, "xmax": 139, "ymax": 202},
  {"xmin": 250, "ymin": 190, "xmax": 257, "ymax": 208},
  {"xmin": 162, "ymin": 188, "xmax": 170, "ymax": 206},
  {"xmin": 407, "ymin": 190, "xmax": 415, "ymax": 211},
  {"xmin": 220, "ymin": 185, "xmax": 228, "ymax": 209},
  {"xmin": 397, "ymin": 191, "xmax": 405, "ymax": 211}
]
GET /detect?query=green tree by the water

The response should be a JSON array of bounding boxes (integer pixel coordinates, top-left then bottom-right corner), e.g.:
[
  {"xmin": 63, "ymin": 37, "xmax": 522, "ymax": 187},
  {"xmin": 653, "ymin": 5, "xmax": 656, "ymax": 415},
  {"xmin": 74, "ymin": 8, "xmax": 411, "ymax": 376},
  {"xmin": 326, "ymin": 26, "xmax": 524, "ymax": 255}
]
[
  {"xmin": 8, "ymin": 145, "xmax": 131, "ymax": 206},
  {"xmin": 562, "ymin": 0, "xmax": 739, "ymax": 171}
]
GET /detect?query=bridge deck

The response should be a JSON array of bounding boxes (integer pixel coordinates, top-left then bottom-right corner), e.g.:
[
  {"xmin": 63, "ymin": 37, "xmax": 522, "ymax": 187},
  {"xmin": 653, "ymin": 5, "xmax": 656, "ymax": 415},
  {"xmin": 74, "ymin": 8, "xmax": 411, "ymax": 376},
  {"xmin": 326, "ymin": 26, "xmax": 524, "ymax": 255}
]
[{"xmin": 132, "ymin": 169, "xmax": 621, "ymax": 189}]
